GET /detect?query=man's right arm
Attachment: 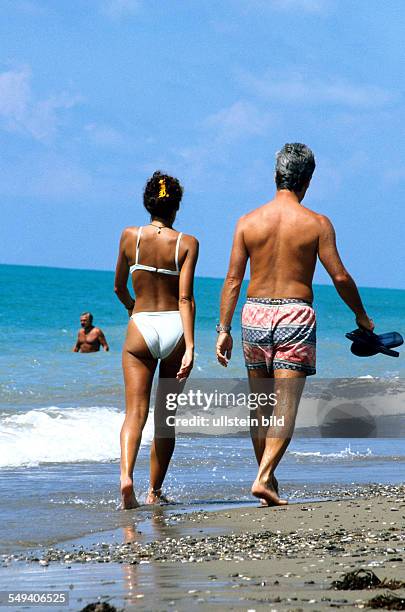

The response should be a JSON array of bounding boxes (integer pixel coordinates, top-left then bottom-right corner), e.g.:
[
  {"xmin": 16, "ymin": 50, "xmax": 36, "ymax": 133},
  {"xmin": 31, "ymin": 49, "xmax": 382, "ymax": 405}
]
[
  {"xmin": 317, "ymin": 216, "xmax": 374, "ymax": 331},
  {"xmin": 72, "ymin": 333, "xmax": 81, "ymax": 352},
  {"xmin": 217, "ymin": 218, "xmax": 248, "ymax": 366}
]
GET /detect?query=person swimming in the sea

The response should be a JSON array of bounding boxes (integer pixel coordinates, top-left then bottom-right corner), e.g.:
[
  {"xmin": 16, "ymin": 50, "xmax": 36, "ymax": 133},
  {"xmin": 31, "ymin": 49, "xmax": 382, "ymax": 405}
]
[
  {"xmin": 114, "ymin": 171, "xmax": 199, "ymax": 509},
  {"xmin": 72, "ymin": 312, "xmax": 109, "ymax": 353}
]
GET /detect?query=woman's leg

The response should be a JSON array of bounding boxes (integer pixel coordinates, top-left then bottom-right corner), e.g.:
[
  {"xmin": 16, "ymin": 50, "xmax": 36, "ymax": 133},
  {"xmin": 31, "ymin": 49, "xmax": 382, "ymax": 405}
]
[
  {"xmin": 120, "ymin": 320, "xmax": 157, "ymax": 509},
  {"xmin": 146, "ymin": 336, "xmax": 186, "ymax": 504}
]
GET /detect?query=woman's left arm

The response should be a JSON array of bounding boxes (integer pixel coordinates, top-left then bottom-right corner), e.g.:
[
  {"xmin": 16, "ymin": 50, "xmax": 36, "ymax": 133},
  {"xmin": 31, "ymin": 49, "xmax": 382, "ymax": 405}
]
[
  {"xmin": 176, "ymin": 234, "xmax": 199, "ymax": 380},
  {"xmin": 114, "ymin": 228, "xmax": 135, "ymax": 314}
]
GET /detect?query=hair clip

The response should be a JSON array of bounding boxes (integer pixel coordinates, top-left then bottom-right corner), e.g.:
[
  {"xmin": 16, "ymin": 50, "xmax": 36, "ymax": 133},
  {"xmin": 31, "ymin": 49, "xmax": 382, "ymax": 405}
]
[{"xmin": 158, "ymin": 178, "xmax": 169, "ymax": 199}]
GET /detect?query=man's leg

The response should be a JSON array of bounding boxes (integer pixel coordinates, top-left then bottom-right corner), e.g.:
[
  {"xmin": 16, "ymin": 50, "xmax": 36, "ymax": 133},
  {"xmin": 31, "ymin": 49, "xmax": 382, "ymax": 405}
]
[
  {"xmin": 251, "ymin": 369, "xmax": 306, "ymax": 506},
  {"xmin": 248, "ymin": 368, "xmax": 281, "ymax": 500},
  {"xmin": 248, "ymin": 368, "xmax": 273, "ymax": 463}
]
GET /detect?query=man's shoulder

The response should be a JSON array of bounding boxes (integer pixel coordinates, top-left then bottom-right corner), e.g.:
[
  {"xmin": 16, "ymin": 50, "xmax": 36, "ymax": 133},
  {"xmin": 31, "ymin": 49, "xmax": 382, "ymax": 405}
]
[
  {"xmin": 301, "ymin": 205, "xmax": 332, "ymax": 227},
  {"xmin": 236, "ymin": 205, "xmax": 264, "ymax": 227},
  {"xmin": 308, "ymin": 210, "xmax": 334, "ymax": 231}
]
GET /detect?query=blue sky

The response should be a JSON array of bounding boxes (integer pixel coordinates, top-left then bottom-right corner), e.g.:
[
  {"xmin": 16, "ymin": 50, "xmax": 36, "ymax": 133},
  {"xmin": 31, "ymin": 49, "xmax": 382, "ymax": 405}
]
[{"xmin": 1, "ymin": 0, "xmax": 404, "ymax": 288}]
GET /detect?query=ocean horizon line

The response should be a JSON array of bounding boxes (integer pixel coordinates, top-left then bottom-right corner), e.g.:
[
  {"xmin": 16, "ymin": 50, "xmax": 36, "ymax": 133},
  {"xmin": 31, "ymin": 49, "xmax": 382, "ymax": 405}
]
[{"xmin": 1, "ymin": 261, "xmax": 404, "ymax": 292}]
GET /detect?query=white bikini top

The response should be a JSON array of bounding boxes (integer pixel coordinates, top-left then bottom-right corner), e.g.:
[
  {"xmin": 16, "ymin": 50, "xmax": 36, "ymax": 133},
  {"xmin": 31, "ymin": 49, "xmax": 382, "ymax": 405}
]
[{"xmin": 129, "ymin": 226, "xmax": 183, "ymax": 276}]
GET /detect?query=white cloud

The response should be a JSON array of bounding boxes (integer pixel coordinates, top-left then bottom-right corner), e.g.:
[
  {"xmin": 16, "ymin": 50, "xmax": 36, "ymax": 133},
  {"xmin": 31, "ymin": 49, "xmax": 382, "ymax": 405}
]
[
  {"xmin": 0, "ymin": 67, "xmax": 81, "ymax": 141},
  {"xmin": 101, "ymin": 0, "xmax": 140, "ymax": 19},
  {"xmin": 171, "ymin": 102, "xmax": 274, "ymax": 186},
  {"xmin": 85, "ymin": 123, "xmax": 125, "ymax": 147},
  {"xmin": 0, "ymin": 68, "xmax": 29, "ymax": 116},
  {"xmin": 383, "ymin": 166, "xmax": 405, "ymax": 185},
  {"xmin": 172, "ymin": 101, "xmax": 272, "ymax": 183},
  {"xmin": 204, "ymin": 101, "xmax": 272, "ymax": 142},
  {"xmin": 269, "ymin": 0, "xmax": 329, "ymax": 13},
  {"xmin": 242, "ymin": 0, "xmax": 332, "ymax": 14},
  {"xmin": 0, "ymin": 152, "xmax": 93, "ymax": 200},
  {"xmin": 2, "ymin": 0, "xmax": 45, "ymax": 15},
  {"xmin": 239, "ymin": 70, "xmax": 396, "ymax": 109}
]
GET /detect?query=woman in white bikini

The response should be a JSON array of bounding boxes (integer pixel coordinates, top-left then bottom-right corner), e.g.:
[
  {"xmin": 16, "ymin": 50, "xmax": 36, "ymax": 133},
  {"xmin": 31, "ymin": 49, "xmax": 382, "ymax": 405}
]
[{"xmin": 114, "ymin": 171, "xmax": 199, "ymax": 509}]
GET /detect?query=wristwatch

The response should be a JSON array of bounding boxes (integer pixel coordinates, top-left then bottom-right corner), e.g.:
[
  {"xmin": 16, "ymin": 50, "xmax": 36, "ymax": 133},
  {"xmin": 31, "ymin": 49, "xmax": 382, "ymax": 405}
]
[{"xmin": 216, "ymin": 323, "xmax": 231, "ymax": 333}]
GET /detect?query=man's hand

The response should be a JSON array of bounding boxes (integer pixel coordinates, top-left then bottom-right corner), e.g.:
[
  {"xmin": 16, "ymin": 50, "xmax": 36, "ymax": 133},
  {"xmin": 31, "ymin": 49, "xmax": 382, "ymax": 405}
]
[
  {"xmin": 176, "ymin": 347, "xmax": 194, "ymax": 381},
  {"xmin": 356, "ymin": 312, "xmax": 375, "ymax": 332},
  {"xmin": 216, "ymin": 332, "xmax": 233, "ymax": 367}
]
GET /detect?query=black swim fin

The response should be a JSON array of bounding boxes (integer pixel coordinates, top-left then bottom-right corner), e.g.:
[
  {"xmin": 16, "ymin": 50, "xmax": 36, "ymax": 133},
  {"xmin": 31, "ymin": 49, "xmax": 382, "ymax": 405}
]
[{"xmin": 345, "ymin": 329, "xmax": 403, "ymax": 358}]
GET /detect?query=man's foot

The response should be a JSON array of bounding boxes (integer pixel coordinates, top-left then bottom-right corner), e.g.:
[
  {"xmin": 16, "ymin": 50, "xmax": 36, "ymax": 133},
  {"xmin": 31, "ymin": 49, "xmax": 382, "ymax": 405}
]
[
  {"xmin": 145, "ymin": 488, "xmax": 170, "ymax": 505},
  {"xmin": 260, "ymin": 474, "xmax": 279, "ymax": 506},
  {"xmin": 120, "ymin": 477, "xmax": 139, "ymax": 509},
  {"xmin": 252, "ymin": 477, "xmax": 288, "ymax": 506}
]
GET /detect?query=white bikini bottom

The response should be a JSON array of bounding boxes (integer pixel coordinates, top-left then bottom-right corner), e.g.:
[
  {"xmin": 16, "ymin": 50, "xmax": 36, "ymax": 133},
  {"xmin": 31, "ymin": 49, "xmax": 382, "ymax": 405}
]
[{"xmin": 131, "ymin": 311, "xmax": 184, "ymax": 360}]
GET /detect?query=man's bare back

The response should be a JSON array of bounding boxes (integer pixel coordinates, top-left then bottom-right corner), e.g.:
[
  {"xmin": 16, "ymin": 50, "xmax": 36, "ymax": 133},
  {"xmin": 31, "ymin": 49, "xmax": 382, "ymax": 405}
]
[
  {"xmin": 220, "ymin": 186, "xmax": 372, "ymax": 332},
  {"xmin": 241, "ymin": 190, "xmax": 322, "ymax": 302}
]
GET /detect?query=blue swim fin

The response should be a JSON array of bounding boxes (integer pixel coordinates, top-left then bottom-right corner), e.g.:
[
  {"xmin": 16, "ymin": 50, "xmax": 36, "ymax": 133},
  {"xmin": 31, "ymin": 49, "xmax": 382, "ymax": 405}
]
[{"xmin": 345, "ymin": 329, "xmax": 403, "ymax": 358}]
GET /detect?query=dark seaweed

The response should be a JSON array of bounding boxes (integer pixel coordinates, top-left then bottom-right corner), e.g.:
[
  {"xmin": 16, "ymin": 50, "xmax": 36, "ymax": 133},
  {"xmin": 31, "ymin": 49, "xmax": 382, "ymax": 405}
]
[
  {"xmin": 332, "ymin": 569, "xmax": 404, "ymax": 591},
  {"xmin": 367, "ymin": 593, "xmax": 405, "ymax": 610}
]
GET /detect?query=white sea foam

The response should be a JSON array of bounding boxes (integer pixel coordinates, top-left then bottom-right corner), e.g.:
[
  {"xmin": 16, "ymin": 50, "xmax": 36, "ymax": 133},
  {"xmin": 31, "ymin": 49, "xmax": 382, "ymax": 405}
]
[
  {"xmin": 288, "ymin": 445, "xmax": 373, "ymax": 462},
  {"xmin": 0, "ymin": 406, "xmax": 154, "ymax": 468}
]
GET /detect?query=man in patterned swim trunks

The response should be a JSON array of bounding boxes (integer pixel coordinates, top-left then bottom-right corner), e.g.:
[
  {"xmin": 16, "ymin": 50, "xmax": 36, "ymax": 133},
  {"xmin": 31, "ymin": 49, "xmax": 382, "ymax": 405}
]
[{"xmin": 216, "ymin": 143, "xmax": 374, "ymax": 506}]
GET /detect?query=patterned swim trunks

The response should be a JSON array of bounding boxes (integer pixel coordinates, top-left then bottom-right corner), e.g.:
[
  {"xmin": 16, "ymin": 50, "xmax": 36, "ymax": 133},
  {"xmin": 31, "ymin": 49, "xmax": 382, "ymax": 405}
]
[{"xmin": 241, "ymin": 298, "xmax": 316, "ymax": 375}]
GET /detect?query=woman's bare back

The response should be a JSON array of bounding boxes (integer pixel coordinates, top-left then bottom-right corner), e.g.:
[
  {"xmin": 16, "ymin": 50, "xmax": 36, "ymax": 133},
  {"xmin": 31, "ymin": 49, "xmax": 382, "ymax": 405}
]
[{"xmin": 123, "ymin": 225, "xmax": 185, "ymax": 312}]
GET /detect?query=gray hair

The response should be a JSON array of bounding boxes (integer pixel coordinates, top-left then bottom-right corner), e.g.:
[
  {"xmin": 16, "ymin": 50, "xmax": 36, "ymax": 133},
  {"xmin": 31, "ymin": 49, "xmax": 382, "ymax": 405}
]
[
  {"xmin": 275, "ymin": 143, "xmax": 315, "ymax": 192},
  {"xmin": 81, "ymin": 312, "xmax": 93, "ymax": 323}
]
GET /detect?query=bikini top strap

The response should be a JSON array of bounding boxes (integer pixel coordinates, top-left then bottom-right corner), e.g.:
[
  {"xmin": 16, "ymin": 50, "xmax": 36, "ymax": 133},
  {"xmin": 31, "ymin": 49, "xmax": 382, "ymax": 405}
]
[
  {"xmin": 175, "ymin": 232, "xmax": 183, "ymax": 272},
  {"xmin": 135, "ymin": 226, "xmax": 143, "ymax": 265}
]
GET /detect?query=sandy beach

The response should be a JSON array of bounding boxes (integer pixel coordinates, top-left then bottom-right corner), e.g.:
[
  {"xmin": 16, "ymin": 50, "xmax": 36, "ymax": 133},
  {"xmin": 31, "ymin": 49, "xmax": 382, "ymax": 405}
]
[{"xmin": 1, "ymin": 484, "xmax": 404, "ymax": 611}]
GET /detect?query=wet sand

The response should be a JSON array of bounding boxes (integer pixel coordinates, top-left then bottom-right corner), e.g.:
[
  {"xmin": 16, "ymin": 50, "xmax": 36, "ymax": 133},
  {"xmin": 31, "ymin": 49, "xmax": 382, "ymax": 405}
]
[{"xmin": 1, "ymin": 485, "xmax": 404, "ymax": 610}]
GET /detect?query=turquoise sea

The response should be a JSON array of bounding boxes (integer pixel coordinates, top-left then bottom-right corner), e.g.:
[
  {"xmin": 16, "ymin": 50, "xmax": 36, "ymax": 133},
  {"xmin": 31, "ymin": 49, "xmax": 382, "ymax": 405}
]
[{"xmin": 0, "ymin": 264, "xmax": 404, "ymax": 551}]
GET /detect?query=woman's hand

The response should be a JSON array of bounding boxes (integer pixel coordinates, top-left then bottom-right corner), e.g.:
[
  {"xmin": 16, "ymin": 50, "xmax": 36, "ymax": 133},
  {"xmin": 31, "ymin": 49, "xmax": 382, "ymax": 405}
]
[
  {"xmin": 176, "ymin": 347, "xmax": 194, "ymax": 381},
  {"xmin": 216, "ymin": 332, "xmax": 233, "ymax": 367}
]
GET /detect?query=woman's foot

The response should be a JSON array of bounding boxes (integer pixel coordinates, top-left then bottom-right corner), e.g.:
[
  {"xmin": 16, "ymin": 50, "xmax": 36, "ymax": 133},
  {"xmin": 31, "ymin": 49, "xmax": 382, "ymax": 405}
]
[
  {"xmin": 260, "ymin": 474, "xmax": 280, "ymax": 506},
  {"xmin": 252, "ymin": 476, "xmax": 288, "ymax": 507},
  {"xmin": 120, "ymin": 476, "xmax": 139, "ymax": 509},
  {"xmin": 145, "ymin": 487, "xmax": 170, "ymax": 505}
]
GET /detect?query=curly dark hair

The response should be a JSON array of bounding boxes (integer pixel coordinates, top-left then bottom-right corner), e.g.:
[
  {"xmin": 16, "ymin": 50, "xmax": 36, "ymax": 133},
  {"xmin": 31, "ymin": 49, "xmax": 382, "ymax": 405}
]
[{"xmin": 143, "ymin": 171, "xmax": 183, "ymax": 219}]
